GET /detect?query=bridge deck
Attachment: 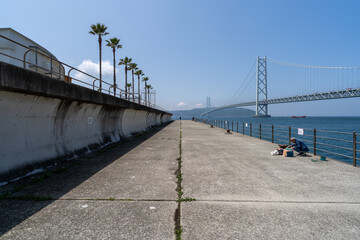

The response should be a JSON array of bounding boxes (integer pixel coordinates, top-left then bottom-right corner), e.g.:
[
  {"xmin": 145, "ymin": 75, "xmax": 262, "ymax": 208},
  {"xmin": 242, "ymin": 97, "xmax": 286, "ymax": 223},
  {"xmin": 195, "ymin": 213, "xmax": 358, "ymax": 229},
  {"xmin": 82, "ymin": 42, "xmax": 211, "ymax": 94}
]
[{"xmin": 1, "ymin": 120, "xmax": 360, "ymax": 239}]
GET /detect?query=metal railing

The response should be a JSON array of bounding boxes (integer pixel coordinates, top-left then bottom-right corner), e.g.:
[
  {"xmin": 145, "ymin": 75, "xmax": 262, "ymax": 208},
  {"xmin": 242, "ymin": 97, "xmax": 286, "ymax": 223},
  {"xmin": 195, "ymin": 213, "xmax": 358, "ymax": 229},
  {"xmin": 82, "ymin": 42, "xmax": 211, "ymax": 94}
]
[
  {"xmin": 0, "ymin": 34, "xmax": 164, "ymax": 111},
  {"xmin": 194, "ymin": 118, "xmax": 359, "ymax": 167}
]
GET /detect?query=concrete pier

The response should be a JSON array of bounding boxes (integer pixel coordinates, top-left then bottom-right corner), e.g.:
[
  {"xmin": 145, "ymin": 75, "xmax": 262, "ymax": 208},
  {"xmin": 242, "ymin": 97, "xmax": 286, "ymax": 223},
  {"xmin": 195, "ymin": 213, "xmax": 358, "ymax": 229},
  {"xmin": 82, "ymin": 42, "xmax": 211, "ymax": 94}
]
[
  {"xmin": 0, "ymin": 61, "xmax": 171, "ymax": 180},
  {"xmin": 1, "ymin": 120, "xmax": 360, "ymax": 239}
]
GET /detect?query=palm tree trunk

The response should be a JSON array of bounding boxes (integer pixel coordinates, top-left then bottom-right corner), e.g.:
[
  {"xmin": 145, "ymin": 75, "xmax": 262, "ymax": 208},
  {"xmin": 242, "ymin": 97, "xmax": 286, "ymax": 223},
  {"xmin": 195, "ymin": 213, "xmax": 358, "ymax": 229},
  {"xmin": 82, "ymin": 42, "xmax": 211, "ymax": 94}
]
[
  {"xmin": 113, "ymin": 48, "xmax": 116, "ymax": 97},
  {"xmin": 138, "ymin": 76, "xmax": 140, "ymax": 104},
  {"xmin": 99, "ymin": 36, "xmax": 102, "ymax": 91},
  {"xmin": 148, "ymin": 89, "xmax": 150, "ymax": 106},
  {"xmin": 125, "ymin": 66, "xmax": 127, "ymax": 99},
  {"xmin": 144, "ymin": 82, "xmax": 147, "ymax": 105},
  {"xmin": 132, "ymin": 70, "xmax": 135, "ymax": 101}
]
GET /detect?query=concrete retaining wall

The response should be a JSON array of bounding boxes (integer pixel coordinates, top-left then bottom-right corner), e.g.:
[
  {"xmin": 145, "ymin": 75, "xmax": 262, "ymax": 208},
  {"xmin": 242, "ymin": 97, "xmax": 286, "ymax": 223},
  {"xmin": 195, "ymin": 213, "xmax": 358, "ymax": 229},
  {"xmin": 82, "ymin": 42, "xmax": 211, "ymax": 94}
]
[{"xmin": 0, "ymin": 61, "xmax": 172, "ymax": 179}]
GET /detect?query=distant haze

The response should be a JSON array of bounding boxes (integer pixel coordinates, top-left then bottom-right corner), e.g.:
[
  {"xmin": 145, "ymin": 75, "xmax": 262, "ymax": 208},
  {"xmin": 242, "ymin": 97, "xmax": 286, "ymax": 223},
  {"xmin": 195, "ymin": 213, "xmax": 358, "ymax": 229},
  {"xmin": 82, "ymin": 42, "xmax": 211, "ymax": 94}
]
[{"xmin": 171, "ymin": 107, "xmax": 255, "ymax": 118}]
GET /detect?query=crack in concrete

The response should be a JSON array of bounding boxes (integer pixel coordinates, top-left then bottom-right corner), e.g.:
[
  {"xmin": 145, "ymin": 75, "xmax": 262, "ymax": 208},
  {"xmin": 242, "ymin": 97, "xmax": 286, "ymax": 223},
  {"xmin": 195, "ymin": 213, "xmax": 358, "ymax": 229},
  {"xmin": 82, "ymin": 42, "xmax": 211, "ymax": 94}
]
[{"xmin": 174, "ymin": 120, "xmax": 183, "ymax": 240}]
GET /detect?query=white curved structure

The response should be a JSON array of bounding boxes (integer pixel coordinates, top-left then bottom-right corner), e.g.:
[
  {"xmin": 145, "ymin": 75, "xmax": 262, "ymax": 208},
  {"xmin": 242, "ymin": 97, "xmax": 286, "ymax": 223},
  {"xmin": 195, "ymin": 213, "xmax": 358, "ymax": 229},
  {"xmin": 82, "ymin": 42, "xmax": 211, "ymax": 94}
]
[{"xmin": 0, "ymin": 28, "xmax": 65, "ymax": 79}]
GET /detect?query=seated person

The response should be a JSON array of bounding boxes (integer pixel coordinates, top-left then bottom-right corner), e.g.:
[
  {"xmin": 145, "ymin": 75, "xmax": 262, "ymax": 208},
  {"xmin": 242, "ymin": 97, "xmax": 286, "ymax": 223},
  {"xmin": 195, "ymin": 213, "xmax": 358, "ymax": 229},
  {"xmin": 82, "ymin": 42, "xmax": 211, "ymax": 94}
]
[{"xmin": 289, "ymin": 137, "xmax": 309, "ymax": 156}]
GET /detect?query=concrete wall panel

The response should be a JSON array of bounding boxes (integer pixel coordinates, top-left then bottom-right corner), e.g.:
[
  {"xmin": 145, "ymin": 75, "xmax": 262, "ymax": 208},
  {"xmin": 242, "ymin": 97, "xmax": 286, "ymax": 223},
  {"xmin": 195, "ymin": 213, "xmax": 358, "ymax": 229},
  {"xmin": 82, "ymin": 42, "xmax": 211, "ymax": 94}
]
[
  {"xmin": 0, "ymin": 62, "xmax": 172, "ymax": 179},
  {"xmin": 0, "ymin": 90, "xmax": 171, "ymax": 178}
]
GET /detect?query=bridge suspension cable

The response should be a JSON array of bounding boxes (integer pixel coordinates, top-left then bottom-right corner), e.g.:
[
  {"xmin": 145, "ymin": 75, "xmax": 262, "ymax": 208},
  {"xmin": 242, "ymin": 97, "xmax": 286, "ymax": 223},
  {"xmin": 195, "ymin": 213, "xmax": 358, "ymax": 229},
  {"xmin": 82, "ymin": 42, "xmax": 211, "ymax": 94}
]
[
  {"xmin": 268, "ymin": 58, "xmax": 360, "ymax": 69},
  {"xmin": 223, "ymin": 61, "xmax": 256, "ymax": 106},
  {"xmin": 267, "ymin": 57, "xmax": 360, "ymax": 98}
]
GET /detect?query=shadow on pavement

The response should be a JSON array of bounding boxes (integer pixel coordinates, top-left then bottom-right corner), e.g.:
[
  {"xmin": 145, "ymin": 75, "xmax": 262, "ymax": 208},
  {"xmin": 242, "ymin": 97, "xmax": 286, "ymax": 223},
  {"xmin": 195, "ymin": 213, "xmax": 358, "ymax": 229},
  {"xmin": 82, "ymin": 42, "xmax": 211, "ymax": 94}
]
[{"xmin": 0, "ymin": 122, "xmax": 172, "ymax": 236}]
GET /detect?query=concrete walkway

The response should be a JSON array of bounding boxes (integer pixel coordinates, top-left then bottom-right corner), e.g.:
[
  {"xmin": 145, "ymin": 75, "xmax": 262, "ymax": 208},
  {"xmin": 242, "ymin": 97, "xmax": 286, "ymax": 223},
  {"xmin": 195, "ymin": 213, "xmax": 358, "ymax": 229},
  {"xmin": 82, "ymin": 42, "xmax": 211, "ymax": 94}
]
[
  {"xmin": 1, "ymin": 120, "xmax": 360, "ymax": 239},
  {"xmin": 181, "ymin": 121, "xmax": 360, "ymax": 240}
]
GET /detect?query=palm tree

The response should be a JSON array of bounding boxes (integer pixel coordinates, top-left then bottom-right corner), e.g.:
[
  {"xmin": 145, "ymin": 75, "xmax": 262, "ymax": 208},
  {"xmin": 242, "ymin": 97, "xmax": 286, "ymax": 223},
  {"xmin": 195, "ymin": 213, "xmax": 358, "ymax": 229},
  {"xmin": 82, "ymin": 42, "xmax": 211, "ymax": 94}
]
[
  {"xmin": 134, "ymin": 69, "xmax": 143, "ymax": 104},
  {"xmin": 146, "ymin": 84, "xmax": 152, "ymax": 106},
  {"xmin": 105, "ymin": 38, "xmax": 122, "ymax": 96},
  {"xmin": 129, "ymin": 63, "xmax": 138, "ymax": 101},
  {"xmin": 89, "ymin": 23, "xmax": 109, "ymax": 90},
  {"xmin": 142, "ymin": 77, "xmax": 149, "ymax": 105},
  {"xmin": 119, "ymin": 57, "xmax": 132, "ymax": 99},
  {"xmin": 126, "ymin": 83, "xmax": 132, "ymax": 96}
]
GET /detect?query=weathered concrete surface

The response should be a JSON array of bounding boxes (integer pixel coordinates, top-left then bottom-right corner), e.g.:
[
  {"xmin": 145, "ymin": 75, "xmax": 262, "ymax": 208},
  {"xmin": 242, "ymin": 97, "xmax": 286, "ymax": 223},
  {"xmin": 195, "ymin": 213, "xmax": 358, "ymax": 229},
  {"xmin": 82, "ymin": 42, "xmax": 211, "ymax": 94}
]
[
  {"xmin": 2, "ymin": 120, "xmax": 360, "ymax": 239},
  {"xmin": 181, "ymin": 120, "xmax": 360, "ymax": 239},
  {"xmin": 182, "ymin": 121, "xmax": 360, "ymax": 202},
  {"xmin": 0, "ymin": 122, "xmax": 180, "ymax": 239},
  {"xmin": 182, "ymin": 202, "xmax": 360, "ymax": 240},
  {"xmin": 0, "ymin": 200, "xmax": 176, "ymax": 240},
  {"xmin": 10, "ymin": 122, "xmax": 179, "ymax": 200},
  {"xmin": 0, "ymin": 61, "xmax": 172, "ymax": 180}
]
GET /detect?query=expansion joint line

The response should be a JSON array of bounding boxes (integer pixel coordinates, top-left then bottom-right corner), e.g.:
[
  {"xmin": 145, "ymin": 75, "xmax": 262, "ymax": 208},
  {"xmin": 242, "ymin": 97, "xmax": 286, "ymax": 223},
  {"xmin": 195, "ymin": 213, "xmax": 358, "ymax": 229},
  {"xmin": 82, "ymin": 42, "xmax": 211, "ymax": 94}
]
[
  {"xmin": 174, "ymin": 120, "xmax": 183, "ymax": 239},
  {"xmin": 174, "ymin": 120, "xmax": 196, "ymax": 239}
]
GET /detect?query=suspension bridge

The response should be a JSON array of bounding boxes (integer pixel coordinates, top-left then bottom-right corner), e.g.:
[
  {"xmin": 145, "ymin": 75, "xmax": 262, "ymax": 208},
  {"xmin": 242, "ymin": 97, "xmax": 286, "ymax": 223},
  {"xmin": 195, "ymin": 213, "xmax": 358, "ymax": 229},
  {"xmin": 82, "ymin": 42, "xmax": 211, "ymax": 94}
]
[{"xmin": 201, "ymin": 57, "xmax": 360, "ymax": 117}]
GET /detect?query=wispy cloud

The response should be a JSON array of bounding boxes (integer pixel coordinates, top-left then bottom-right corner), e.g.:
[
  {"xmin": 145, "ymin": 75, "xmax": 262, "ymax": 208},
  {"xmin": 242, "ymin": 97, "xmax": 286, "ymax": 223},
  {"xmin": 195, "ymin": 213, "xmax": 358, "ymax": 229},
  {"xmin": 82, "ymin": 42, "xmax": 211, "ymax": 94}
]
[
  {"xmin": 177, "ymin": 101, "xmax": 189, "ymax": 107},
  {"xmin": 73, "ymin": 59, "xmax": 118, "ymax": 88},
  {"xmin": 194, "ymin": 103, "xmax": 203, "ymax": 108}
]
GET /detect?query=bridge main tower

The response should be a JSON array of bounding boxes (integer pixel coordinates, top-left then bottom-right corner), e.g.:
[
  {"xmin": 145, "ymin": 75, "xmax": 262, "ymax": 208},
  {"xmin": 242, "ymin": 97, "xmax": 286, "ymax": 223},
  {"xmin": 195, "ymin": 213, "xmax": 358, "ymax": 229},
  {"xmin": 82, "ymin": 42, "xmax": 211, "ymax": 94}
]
[{"xmin": 255, "ymin": 56, "xmax": 271, "ymax": 117}]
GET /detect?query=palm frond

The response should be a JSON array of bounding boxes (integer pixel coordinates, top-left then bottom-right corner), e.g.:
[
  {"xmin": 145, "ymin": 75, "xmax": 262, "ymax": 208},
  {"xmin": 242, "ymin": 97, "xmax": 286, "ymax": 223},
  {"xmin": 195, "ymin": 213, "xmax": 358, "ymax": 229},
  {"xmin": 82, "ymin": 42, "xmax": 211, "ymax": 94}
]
[
  {"xmin": 106, "ymin": 37, "xmax": 122, "ymax": 49},
  {"xmin": 134, "ymin": 69, "xmax": 143, "ymax": 76},
  {"xmin": 89, "ymin": 23, "xmax": 109, "ymax": 36}
]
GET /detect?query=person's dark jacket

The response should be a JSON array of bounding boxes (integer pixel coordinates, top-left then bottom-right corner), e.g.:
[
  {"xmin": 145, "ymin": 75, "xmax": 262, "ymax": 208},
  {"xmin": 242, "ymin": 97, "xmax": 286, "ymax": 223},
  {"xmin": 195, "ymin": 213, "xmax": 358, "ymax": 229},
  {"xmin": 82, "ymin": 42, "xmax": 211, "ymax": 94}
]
[{"xmin": 291, "ymin": 139, "xmax": 309, "ymax": 152}]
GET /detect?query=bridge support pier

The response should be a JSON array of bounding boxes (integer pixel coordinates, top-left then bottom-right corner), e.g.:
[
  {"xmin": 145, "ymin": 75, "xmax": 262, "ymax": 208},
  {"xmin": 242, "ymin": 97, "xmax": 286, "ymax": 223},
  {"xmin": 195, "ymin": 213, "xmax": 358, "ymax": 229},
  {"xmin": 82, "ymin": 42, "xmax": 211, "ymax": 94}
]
[{"xmin": 254, "ymin": 56, "xmax": 271, "ymax": 118}]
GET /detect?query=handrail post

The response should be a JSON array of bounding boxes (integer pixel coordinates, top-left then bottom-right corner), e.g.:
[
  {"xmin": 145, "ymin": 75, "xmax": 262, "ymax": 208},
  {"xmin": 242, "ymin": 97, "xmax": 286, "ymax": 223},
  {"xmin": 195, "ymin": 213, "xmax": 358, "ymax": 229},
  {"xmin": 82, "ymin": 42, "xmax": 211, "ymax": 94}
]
[
  {"xmin": 250, "ymin": 123, "xmax": 252, "ymax": 137},
  {"xmin": 272, "ymin": 125, "xmax": 274, "ymax": 143},
  {"xmin": 23, "ymin": 49, "xmax": 32, "ymax": 69},
  {"xmin": 259, "ymin": 124, "xmax": 262, "ymax": 139},
  {"xmin": 58, "ymin": 63, "xmax": 61, "ymax": 79},
  {"xmin": 35, "ymin": 48, "xmax": 38, "ymax": 73},
  {"xmin": 242, "ymin": 122, "xmax": 244, "ymax": 135},
  {"xmin": 93, "ymin": 79, "xmax": 99, "ymax": 90},
  {"xmin": 108, "ymin": 85, "xmax": 114, "ymax": 95},
  {"xmin": 232, "ymin": 121, "xmax": 233, "ymax": 131},
  {"xmin": 50, "ymin": 58, "xmax": 53, "ymax": 78},
  {"xmin": 313, "ymin": 128, "xmax": 317, "ymax": 156},
  {"xmin": 237, "ymin": 122, "xmax": 238, "ymax": 133},
  {"xmin": 67, "ymin": 68, "xmax": 74, "ymax": 83},
  {"xmin": 288, "ymin": 126, "xmax": 291, "ymax": 145},
  {"xmin": 353, "ymin": 132, "xmax": 357, "ymax": 167}
]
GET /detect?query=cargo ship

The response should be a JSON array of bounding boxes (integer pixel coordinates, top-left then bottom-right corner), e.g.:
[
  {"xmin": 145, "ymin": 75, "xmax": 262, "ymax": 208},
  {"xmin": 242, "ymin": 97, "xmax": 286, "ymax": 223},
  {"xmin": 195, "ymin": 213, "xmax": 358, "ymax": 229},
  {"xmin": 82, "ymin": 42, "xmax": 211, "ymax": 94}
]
[{"xmin": 290, "ymin": 116, "xmax": 306, "ymax": 118}]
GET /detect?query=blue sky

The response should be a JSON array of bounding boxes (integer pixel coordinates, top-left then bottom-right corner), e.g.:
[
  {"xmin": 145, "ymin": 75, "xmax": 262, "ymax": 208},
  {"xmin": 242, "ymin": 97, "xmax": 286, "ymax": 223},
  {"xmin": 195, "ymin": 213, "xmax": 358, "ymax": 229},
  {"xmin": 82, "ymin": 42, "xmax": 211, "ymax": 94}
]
[{"xmin": 1, "ymin": 0, "xmax": 360, "ymax": 116}]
